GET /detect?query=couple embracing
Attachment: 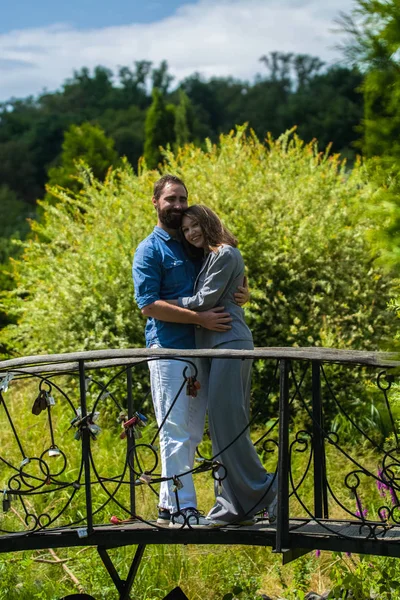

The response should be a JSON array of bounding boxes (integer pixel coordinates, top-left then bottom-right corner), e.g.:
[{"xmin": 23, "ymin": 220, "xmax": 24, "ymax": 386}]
[{"xmin": 132, "ymin": 174, "xmax": 277, "ymax": 528}]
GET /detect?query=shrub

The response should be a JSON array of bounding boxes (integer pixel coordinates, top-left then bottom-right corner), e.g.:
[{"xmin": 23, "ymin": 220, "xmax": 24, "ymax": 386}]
[{"xmin": 0, "ymin": 128, "xmax": 395, "ymax": 413}]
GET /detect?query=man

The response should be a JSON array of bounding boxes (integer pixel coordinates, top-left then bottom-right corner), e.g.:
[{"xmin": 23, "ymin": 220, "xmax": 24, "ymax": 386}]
[{"xmin": 132, "ymin": 174, "xmax": 248, "ymax": 528}]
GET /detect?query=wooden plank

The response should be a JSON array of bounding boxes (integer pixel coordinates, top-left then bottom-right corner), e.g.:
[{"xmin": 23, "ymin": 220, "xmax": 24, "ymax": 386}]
[
  {"xmin": 0, "ymin": 347, "xmax": 398, "ymax": 372},
  {"xmin": 2, "ymin": 519, "xmax": 400, "ymax": 556},
  {"xmin": 4, "ymin": 357, "xmax": 146, "ymax": 376}
]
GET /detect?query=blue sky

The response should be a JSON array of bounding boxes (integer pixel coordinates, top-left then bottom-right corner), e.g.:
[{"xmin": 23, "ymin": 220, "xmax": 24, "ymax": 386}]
[
  {"xmin": 1, "ymin": 0, "xmax": 199, "ymax": 32},
  {"xmin": 0, "ymin": 0, "xmax": 354, "ymax": 102}
]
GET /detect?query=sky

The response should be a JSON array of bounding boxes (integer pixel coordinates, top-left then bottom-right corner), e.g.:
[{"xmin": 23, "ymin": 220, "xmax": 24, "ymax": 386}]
[{"xmin": 0, "ymin": 0, "xmax": 355, "ymax": 102}]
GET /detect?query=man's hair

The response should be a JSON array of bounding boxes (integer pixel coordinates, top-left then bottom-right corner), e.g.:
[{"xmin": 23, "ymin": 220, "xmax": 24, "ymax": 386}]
[
  {"xmin": 182, "ymin": 204, "xmax": 238, "ymax": 253},
  {"xmin": 153, "ymin": 174, "xmax": 188, "ymax": 200}
]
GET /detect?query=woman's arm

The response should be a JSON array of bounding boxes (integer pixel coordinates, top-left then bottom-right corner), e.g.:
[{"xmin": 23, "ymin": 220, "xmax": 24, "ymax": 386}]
[{"xmin": 178, "ymin": 247, "xmax": 238, "ymax": 312}]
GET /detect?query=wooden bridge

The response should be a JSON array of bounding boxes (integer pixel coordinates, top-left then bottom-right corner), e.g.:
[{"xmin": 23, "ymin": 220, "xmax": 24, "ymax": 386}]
[{"xmin": 0, "ymin": 347, "xmax": 399, "ymax": 599}]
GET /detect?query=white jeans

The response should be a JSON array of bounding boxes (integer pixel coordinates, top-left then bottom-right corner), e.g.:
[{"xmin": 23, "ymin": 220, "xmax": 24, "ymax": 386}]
[{"xmin": 148, "ymin": 351, "xmax": 208, "ymax": 512}]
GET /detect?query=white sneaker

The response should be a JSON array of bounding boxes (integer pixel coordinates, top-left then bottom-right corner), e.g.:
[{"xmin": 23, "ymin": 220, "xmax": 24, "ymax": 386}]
[{"xmin": 169, "ymin": 508, "xmax": 210, "ymax": 528}]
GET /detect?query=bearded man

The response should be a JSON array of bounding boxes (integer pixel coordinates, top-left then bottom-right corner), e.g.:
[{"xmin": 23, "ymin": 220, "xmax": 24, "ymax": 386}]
[{"xmin": 132, "ymin": 174, "xmax": 248, "ymax": 528}]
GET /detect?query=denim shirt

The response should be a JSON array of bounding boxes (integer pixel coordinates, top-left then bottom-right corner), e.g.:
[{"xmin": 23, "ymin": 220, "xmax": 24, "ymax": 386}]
[{"xmin": 132, "ymin": 226, "xmax": 199, "ymax": 349}]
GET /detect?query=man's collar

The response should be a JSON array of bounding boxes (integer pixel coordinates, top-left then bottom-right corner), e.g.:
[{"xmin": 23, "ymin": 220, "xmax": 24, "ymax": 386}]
[{"xmin": 153, "ymin": 226, "xmax": 181, "ymax": 242}]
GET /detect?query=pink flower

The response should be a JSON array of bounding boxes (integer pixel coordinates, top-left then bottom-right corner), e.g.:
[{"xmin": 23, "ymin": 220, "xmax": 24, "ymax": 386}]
[
  {"xmin": 389, "ymin": 485, "xmax": 398, "ymax": 507},
  {"xmin": 315, "ymin": 550, "xmax": 321, "ymax": 558},
  {"xmin": 377, "ymin": 468, "xmax": 389, "ymax": 498}
]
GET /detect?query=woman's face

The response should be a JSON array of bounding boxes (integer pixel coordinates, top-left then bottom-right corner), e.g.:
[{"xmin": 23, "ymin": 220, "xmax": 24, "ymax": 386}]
[{"xmin": 182, "ymin": 214, "xmax": 206, "ymax": 249}]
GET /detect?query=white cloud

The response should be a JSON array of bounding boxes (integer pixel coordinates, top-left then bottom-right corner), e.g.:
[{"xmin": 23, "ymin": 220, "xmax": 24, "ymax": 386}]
[{"xmin": 0, "ymin": 0, "xmax": 354, "ymax": 101}]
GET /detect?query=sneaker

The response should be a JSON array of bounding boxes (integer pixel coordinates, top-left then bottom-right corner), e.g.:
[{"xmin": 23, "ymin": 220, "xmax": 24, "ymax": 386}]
[
  {"xmin": 169, "ymin": 507, "xmax": 210, "ymax": 528},
  {"xmin": 157, "ymin": 507, "xmax": 171, "ymax": 526},
  {"xmin": 205, "ymin": 516, "xmax": 256, "ymax": 528}
]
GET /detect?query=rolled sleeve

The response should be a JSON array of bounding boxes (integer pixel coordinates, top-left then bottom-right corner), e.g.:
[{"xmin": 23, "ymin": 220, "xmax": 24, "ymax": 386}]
[
  {"xmin": 133, "ymin": 243, "xmax": 161, "ymax": 309},
  {"xmin": 178, "ymin": 248, "xmax": 237, "ymax": 311}
]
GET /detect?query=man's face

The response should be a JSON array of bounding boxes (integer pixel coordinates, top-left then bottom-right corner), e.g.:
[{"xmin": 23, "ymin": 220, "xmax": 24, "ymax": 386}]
[{"xmin": 152, "ymin": 182, "xmax": 188, "ymax": 229}]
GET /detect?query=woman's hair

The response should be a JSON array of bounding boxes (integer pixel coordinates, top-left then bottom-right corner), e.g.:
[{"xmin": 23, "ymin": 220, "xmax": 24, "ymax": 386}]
[{"xmin": 182, "ymin": 205, "xmax": 237, "ymax": 255}]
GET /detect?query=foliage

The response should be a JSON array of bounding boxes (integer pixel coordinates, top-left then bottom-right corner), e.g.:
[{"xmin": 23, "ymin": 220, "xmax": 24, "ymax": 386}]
[
  {"xmin": 45, "ymin": 122, "xmax": 119, "ymax": 200},
  {"xmin": 144, "ymin": 88, "xmax": 175, "ymax": 169},
  {"xmin": 0, "ymin": 371, "xmax": 398, "ymax": 599},
  {"xmin": 174, "ymin": 90, "xmax": 192, "ymax": 149},
  {"xmin": 0, "ymin": 129, "xmax": 395, "ymax": 417},
  {"xmin": 0, "ymin": 56, "xmax": 363, "ymax": 209},
  {"xmin": 339, "ymin": 0, "xmax": 400, "ymax": 158},
  {"xmin": 328, "ymin": 553, "xmax": 400, "ymax": 599},
  {"xmin": 0, "ymin": 185, "xmax": 35, "ymax": 331}
]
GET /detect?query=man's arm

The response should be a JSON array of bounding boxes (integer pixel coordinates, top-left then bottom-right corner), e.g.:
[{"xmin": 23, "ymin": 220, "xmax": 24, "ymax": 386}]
[
  {"xmin": 142, "ymin": 301, "xmax": 232, "ymax": 331},
  {"xmin": 234, "ymin": 275, "xmax": 250, "ymax": 306}
]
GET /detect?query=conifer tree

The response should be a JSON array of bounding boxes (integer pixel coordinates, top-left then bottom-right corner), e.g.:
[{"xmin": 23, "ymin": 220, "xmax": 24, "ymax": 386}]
[
  {"xmin": 174, "ymin": 90, "xmax": 192, "ymax": 149},
  {"xmin": 143, "ymin": 88, "xmax": 175, "ymax": 169},
  {"xmin": 46, "ymin": 123, "xmax": 118, "ymax": 198},
  {"xmin": 340, "ymin": 0, "xmax": 400, "ymax": 158}
]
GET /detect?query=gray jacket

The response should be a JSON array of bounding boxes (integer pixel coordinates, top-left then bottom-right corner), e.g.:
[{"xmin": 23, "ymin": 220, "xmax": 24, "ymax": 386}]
[{"xmin": 178, "ymin": 244, "xmax": 253, "ymax": 349}]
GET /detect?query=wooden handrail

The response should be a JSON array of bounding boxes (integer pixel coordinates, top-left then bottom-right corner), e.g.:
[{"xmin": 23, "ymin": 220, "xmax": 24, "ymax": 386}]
[{"xmin": 0, "ymin": 346, "xmax": 398, "ymax": 372}]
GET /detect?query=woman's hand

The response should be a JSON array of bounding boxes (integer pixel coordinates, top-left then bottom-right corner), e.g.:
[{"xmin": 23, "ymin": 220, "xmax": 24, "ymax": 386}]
[{"xmin": 234, "ymin": 276, "xmax": 250, "ymax": 306}]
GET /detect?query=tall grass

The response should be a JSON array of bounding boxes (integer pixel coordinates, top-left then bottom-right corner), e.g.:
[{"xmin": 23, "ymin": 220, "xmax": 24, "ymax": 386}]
[{"xmin": 0, "ymin": 366, "xmax": 398, "ymax": 599}]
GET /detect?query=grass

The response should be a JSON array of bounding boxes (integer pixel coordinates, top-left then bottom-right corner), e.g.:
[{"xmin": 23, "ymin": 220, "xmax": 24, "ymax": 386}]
[{"xmin": 0, "ymin": 369, "xmax": 398, "ymax": 599}]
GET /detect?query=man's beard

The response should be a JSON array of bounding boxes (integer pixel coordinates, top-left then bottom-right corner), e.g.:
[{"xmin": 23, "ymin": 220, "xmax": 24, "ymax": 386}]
[{"xmin": 158, "ymin": 207, "xmax": 183, "ymax": 229}]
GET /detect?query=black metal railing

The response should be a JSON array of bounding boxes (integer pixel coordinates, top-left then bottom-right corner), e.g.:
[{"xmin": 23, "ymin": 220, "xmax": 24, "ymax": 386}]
[{"xmin": 0, "ymin": 347, "xmax": 399, "ymax": 562}]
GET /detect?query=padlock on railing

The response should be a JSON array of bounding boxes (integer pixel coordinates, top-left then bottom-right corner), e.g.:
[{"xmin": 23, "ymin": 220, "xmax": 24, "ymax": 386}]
[
  {"xmin": 172, "ymin": 476, "xmax": 184, "ymax": 493},
  {"xmin": 69, "ymin": 408, "xmax": 101, "ymax": 441},
  {"xmin": 2, "ymin": 490, "xmax": 10, "ymax": 513},
  {"xmin": 120, "ymin": 411, "xmax": 148, "ymax": 440},
  {"xmin": 32, "ymin": 389, "xmax": 48, "ymax": 415},
  {"xmin": 48, "ymin": 446, "xmax": 61, "ymax": 457},
  {"xmin": 88, "ymin": 423, "xmax": 101, "ymax": 440},
  {"xmin": 45, "ymin": 392, "xmax": 55, "ymax": 407},
  {"xmin": 186, "ymin": 376, "xmax": 201, "ymax": 397},
  {"xmin": 0, "ymin": 373, "xmax": 14, "ymax": 393}
]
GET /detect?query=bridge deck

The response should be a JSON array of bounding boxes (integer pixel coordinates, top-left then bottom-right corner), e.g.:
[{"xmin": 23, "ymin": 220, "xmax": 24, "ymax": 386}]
[{"xmin": 2, "ymin": 518, "xmax": 400, "ymax": 557}]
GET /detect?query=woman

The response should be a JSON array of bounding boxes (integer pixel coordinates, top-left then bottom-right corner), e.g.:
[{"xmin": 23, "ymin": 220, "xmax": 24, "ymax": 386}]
[{"xmin": 168, "ymin": 204, "xmax": 277, "ymax": 526}]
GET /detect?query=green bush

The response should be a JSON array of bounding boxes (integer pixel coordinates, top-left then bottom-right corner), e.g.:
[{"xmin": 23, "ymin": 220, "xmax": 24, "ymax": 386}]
[{"xmin": 0, "ymin": 129, "xmax": 395, "ymax": 391}]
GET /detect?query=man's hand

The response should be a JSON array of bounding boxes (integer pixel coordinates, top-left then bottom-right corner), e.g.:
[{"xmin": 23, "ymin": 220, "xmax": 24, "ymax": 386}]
[
  {"xmin": 234, "ymin": 275, "xmax": 250, "ymax": 306},
  {"xmin": 197, "ymin": 306, "xmax": 232, "ymax": 331}
]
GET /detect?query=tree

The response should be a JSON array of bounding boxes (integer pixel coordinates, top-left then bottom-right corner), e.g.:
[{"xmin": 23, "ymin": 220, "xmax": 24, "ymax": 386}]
[
  {"xmin": 174, "ymin": 90, "xmax": 192, "ymax": 148},
  {"xmin": 0, "ymin": 185, "xmax": 34, "ymax": 331},
  {"xmin": 117, "ymin": 61, "xmax": 152, "ymax": 109},
  {"xmin": 151, "ymin": 60, "xmax": 174, "ymax": 95},
  {"xmin": 143, "ymin": 88, "xmax": 175, "ymax": 169},
  {"xmin": 45, "ymin": 122, "xmax": 118, "ymax": 200},
  {"xmin": 339, "ymin": 0, "xmax": 400, "ymax": 157}
]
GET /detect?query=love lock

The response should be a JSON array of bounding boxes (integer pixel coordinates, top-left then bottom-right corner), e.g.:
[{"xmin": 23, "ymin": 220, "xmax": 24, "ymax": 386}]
[
  {"xmin": 172, "ymin": 476, "xmax": 184, "ymax": 493},
  {"xmin": 120, "ymin": 412, "xmax": 148, "ymax": 439},
  {"xmin": 0, "ymin": 373, "xmax": 15, "ymax": 393},
  {"xmin": 138, "ymin": 473, "xmax": 153, "ymax": 485},
  {"xmin": 88, "ymin": 423, "xmax": 101, "ymax": 440},
  {"xmin": 48, "ymin": 446, "xmax": 61, "ymax": 457},
  {"xmin": 2, "ymin": 490, "xmax": 10, "ymax": 513},
  {"xmin": 45, "ymin": 392, "xmax": 55, "ymax": 407},
  {"xmin": 32, "ymin": 389, "xmax": 48, "ymax": 415}
]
